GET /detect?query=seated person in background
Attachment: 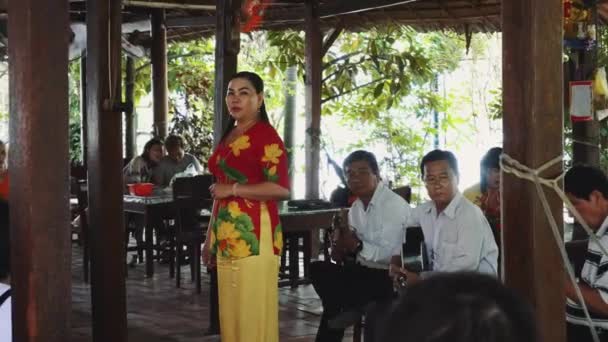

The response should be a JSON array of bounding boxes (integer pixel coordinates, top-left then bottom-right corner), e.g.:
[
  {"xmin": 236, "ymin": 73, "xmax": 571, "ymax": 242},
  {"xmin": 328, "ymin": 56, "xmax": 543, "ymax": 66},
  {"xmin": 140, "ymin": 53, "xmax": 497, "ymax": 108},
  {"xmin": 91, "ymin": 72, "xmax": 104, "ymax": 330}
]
[
  {"xmin": 0, "ymin": 140, "xmax": 8, "ymax": 200},
  {"xmin": 392, "ymin": 149, "xmax": 498, "ymax": 285},
  {"xmin": 310, "ymin": 150, "xmax": 411, "ymax": 342},
  {"xmin": 123, "ymin": 137, "xmax": 164, "ymax": 187},
  {"xmin": 464, "ymin": 147, "xmax": 502, "ymax": 241},
  {"xmin": 564, "ymin": 165, "xmax": 608, "ymax": 342},
  {"xmin": 379, "ymin": 272, "xmax": 537, "ymax": 342},
  {"xmin": 153, "ymin": 135, "xmax": 202, "ymax": 187},
  {"xmin": 0, "ymin": 200, "xmax": 11, "ymax": 341}
]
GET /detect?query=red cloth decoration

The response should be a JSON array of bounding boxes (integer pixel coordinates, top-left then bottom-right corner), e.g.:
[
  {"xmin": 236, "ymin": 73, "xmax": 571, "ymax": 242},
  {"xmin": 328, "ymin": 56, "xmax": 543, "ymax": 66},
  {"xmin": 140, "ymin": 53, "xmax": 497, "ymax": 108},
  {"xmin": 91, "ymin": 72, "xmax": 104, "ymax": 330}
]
[{"xmin": 242, "ymin": 0, "xmax": 272, "ymax": 33}]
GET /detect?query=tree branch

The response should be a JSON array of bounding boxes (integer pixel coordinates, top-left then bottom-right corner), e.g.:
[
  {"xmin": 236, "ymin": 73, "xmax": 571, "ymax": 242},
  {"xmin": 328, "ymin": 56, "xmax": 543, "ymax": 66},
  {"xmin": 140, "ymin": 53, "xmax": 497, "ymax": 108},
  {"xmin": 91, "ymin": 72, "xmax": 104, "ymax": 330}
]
[
  {"xmin": 321, "ymin": 77, "xmax": 389, "ymax": 104},
  {"xmin": 323, "ymin": 51, "xmax": 364, "ymax": 70},
  {"xmin": 135, "ymin": 52, "xmax": 211, "ymax": 72}
]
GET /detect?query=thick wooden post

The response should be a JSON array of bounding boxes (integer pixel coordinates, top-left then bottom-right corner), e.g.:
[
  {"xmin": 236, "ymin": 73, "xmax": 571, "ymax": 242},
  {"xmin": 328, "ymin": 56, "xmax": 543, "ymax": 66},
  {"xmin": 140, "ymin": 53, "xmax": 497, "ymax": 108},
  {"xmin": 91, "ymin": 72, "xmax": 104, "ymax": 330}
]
[
  {"xmin": 125, "ymin": 56, "xmax": 136, "ymax": 159},
  {"xmin": 213, "ymin": 0, "xmax": 241, "ymax": 145},
  {"xmin": 305, "ymin": 0, "xmax": 322, "ymax": 200},
  {"xmin": 208, "ymin": 0, "xmax": 241, "ymax": 334},
  {"xmin": 81, "ymin": 56, "xmax": 89, "ymax": 169},
  {"xmin": 8, "ymin": 0, "xmax": 71, "ymax": 340},
  {"xmin": 502, "ymin": 1, "xmax": 565, "ymax": 342},
  {"xmin": 86, "ymin": 0, "xmax": 127, "ymax": 341},
  {"xmin": 152, "ymin": 8, "xmax": 168, "ymax": 139}
]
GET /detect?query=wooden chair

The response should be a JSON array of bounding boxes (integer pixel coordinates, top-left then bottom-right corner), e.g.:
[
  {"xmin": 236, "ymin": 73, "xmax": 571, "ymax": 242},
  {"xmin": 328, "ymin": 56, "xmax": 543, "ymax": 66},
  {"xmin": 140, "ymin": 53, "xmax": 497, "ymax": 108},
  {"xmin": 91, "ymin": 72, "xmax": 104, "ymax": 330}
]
[
  {"xmin": 392, "ymin": 185, "xmax": 412, "ymax": 203},
  {"xmin": 70, "ymin": 178, "xmax": 90, "ymax": 282},
  {"xmin": 170, "ymin": 175, "xmax": 213, "ymax": 293}
]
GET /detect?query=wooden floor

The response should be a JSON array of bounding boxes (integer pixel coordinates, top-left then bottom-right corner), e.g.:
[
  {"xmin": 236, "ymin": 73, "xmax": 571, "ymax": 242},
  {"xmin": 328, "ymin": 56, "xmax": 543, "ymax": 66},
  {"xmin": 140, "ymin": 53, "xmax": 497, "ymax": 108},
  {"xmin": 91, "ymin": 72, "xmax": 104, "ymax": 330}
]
[{"xmin": 70, "ymin": 245, "xmax": 355, "ymax": 341}]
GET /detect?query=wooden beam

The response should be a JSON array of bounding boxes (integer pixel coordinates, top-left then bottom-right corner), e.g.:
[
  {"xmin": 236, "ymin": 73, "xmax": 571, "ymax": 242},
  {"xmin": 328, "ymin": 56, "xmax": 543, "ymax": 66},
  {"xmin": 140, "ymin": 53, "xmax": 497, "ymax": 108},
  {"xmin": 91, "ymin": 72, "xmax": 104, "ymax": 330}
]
[
  {"xmin": 502, "ymin": 1, "xmax": 565, "ymax": 342},
  {"xmin": 305, "ymin": 0, "xmax": 322, "ymax": 200},
  {"xmin": 213, "ymin": 0, "xmax": 241, "ymax": 145},
  {"xmin": 125, "ymin": 56, "xmax": 136, "ymax": 159},
  {"xmin": 151, "ymin": 9, "xmax": 168, "ymax": 139},
  {"xmin": 86, "ymin": 0, "xmax": 127, "ymax": 340},
  {"xmin": 321, "ymin": 26, "xmax": 343, "ymax": 57},
  {"xmin": 124, "ymin": 0, "xmax": 215, "ymax": 10},
  {"xmin": 8, "ymin": 0, "xmax": 71, "ymax": 340}
]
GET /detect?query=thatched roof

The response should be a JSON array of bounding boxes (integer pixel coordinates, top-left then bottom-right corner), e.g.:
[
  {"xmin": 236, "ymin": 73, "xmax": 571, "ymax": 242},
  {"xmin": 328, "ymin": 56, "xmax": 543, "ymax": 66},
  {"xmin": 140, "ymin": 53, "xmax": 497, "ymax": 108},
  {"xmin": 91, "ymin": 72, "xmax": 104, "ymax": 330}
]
[{"xmin": 69, "ymin": 0, "xmax": 501, "ymax": 45}]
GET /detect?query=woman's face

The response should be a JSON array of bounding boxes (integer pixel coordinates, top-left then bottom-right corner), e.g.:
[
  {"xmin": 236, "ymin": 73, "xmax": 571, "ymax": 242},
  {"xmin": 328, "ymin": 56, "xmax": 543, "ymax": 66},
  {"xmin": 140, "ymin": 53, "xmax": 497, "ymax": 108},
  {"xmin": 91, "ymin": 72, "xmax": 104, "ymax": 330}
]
[
  {"xmin": 225, "ymin": 78, "xmax": 264, "ymax": 122},
  {"xmin": 148, "ymin": 144, "xmax": 164, "ymax": 164},
  {"xmin": 484, "ymin": 167, "xmax": 500, "ymax": 190}
]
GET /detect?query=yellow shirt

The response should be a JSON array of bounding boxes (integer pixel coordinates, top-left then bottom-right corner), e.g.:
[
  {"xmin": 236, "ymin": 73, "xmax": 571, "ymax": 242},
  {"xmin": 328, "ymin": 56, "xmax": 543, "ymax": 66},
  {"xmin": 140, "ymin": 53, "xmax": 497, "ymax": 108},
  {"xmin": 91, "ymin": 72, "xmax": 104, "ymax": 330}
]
[{"xmin": 463, "ymin": 183, "xmax": 482, "ymax": 206}]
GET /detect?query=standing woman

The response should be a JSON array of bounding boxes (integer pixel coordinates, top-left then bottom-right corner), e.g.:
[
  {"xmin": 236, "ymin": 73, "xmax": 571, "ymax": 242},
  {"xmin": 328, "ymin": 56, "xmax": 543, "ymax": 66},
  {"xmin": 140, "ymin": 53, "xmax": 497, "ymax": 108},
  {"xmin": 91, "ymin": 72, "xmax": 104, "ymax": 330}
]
[{"xmin": 203, "ymin": 71, "xmax": 290, "ymax": 342}]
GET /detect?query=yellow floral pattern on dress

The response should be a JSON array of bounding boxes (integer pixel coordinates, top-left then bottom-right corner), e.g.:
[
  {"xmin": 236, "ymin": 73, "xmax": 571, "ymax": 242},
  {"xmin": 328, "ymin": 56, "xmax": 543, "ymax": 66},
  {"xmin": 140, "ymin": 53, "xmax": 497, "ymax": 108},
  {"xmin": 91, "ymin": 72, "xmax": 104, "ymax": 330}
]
[
  {"xmin": 229, "ymin": 135, "xmax": 251, "ymax": 156},
  {"xmin": 229, "ymin": 239, "xmax": 252, "ymax": 258},
  {"xmin": 227, "ymin": 201, "xmax": 242, "ymax": 218},
  {"xmin": 268, "ymin": 165, "xmax": 277, "ymax": 176},
  {"xmin": 212, "ymin": 201, "xmax": 257, "ymax": 258},
  {"xmin": 217, "ymin": 221, "xmax": 240, "ymax": 241},
  {"xmin": 262, "ymin": 144, "xmax": 283, "ymax": 164},
  {"xmin": 273, "ymin": 224, "xmax": 283, "ymax": 253}
]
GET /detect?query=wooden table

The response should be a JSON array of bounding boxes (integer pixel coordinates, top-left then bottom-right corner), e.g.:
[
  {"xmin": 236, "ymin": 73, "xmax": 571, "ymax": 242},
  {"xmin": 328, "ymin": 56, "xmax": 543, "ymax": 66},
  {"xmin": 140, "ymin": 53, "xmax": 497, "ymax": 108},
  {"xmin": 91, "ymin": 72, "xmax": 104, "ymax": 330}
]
[{"xmin": 123, "ymin": 195, "xmax": 176, "ymax": 277}]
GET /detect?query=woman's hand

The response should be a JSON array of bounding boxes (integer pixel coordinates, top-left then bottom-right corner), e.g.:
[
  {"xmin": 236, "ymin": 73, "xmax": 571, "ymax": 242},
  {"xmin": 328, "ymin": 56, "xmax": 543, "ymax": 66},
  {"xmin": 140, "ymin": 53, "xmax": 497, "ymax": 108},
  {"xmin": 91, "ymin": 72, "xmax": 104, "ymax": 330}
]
[
  {"xmin": 209, "ymin": 183, "xmax": 233, "ymax": 200},
  {"xmin": 202, "ymin": 240, "xmax": 216, "ymax": 268}
]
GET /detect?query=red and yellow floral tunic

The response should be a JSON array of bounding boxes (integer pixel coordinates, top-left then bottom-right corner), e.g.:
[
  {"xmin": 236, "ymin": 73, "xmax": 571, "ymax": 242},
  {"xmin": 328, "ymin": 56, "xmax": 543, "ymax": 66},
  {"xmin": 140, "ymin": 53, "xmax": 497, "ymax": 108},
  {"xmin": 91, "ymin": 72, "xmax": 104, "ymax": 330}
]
[{"xmin": 208, "ymin": 121, "xmax": 289, "ymax": 259}]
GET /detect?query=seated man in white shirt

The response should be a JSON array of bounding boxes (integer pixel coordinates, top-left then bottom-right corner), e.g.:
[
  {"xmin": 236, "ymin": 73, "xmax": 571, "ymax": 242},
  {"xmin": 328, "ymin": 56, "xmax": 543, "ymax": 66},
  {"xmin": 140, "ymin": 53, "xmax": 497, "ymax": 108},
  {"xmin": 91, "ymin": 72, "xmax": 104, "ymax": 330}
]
[
  {"xmin": 393, "ymin": 149, "xmax": 498, "ymax": 284},
  {"xmin": 564, "ymin": 165, "xmax": 608, "ymax": 342},
  {"xmin": 310, "ymin": 150, "xmax": 411, "ymax": 342},
  {"xmin": 0, "ymin": 200, "xmax": 10, "ymax": 342}
]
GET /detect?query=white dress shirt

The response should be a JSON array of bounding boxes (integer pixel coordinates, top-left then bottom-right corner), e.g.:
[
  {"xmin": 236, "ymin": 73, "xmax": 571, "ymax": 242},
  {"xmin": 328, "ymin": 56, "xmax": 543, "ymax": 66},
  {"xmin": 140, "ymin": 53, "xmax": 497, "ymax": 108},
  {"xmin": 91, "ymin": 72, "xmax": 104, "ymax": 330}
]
[
  {"xmin": 349, "ymin": 182, "xmax": 412, "ymax": 269},
  {"xmin": 409, "ymin": 192, "xmax": 498, "ymax": 275},
  {"xmin": 0, "ymin": 282, "xmax": 10, "ymax": 342},
  {"xmin": 567, "ymin": 216, "xmax": 608, "ymax": 328}
]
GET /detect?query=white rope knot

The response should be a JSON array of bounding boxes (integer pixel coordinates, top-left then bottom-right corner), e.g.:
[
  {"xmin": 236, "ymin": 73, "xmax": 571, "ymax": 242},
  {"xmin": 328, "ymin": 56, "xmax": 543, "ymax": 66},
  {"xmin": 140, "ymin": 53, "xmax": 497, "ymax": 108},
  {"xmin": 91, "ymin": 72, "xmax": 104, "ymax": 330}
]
[{"xmin": 499, "ymin": 152, "xmax": 604, "ymax": 342}]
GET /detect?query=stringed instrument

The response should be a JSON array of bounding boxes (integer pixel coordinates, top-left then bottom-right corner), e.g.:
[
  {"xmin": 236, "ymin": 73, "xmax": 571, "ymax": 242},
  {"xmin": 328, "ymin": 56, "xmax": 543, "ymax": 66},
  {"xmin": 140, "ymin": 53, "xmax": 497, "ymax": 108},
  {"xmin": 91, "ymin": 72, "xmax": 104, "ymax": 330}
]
[{"xmin": 327, "ymin": 209, "xmax": 359, "ymax": 264}]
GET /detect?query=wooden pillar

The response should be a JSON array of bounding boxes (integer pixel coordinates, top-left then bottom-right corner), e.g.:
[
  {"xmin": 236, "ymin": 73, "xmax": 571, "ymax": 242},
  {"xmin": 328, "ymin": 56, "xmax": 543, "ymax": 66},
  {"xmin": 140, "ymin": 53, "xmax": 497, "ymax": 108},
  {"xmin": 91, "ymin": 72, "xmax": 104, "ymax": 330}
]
[
  {"xmin": 305, "ymin": 0, "xmax": 322, "ymax": 200},
  {"xmin": 284, "ymin": 66, "xmax": 297, "ymax": 193},
  {"xmin": 207, "ymin": 1, "xmax": 241, "ymax": 334},
  {"xmin": 86, "ymin": 0, "xmax": 127, "ymax": 341},
  {"xmin": 502, "ymin": 1, "xmax": 565, "ymax": 342},
  {"xmin": 213, "ymin": 0, "xmax": 241, "ymax": 145},
  {"xmin": 152, "ymin": 9, "xmax": 168, "ymax": 139},
  {"xmin": 81, "ymin": 56, "xmax": 89, "ymax": 169},
  {"xmin": 125, "ymin": 56, "xmax": 136, "ymax": 159},
  {"xmin": 8, "ymin": 0, "xmax": 71, "ymax": 340}
]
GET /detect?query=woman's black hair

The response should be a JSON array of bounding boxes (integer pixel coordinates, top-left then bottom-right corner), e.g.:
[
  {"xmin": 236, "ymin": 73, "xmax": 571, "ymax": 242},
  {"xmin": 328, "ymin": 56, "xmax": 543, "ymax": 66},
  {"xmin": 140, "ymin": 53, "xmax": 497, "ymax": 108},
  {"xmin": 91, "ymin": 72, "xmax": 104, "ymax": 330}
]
[
  {"xmin": 480, "ymin": 147, "xmax": 503, "ymax": 193},
  {"xmin": 141, "ymin": 138, "xmax": 164, "ymax": 166},
  {"xmin": 380, "ymin": 272, "xmax": 537, "ymax": 342},
  {"xmin": 220, "ymin": 71, "xmax": 270, "ymax": 142}
]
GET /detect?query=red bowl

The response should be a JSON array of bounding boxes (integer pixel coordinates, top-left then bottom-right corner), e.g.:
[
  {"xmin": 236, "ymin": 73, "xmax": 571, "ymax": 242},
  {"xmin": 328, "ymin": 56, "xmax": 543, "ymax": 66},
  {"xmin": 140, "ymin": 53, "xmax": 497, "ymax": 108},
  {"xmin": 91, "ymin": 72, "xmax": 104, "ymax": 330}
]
[{"xmin": 128, "ymin": 183, "xmax": 154, "ymax": 196}]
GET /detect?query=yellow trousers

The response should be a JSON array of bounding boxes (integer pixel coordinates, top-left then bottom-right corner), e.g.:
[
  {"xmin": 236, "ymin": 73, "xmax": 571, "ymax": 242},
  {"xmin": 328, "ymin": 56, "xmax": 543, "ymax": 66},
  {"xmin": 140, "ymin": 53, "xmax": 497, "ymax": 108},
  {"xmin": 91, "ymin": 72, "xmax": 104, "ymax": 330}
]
[{"xmin": 217, "ymin": 203, "xmax": 279, "ymax": 342}]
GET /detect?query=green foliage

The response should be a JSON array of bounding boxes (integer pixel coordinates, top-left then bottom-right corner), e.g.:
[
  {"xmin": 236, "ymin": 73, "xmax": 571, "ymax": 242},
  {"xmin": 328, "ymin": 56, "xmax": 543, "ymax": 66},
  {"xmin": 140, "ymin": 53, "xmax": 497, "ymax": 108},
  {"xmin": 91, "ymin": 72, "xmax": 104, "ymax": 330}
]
[
  {"xmin": 166, "ymin": 40, "xmax": 216, "ymax": 167},
  {"xmin": 68, "ymin": 61, "xmax": 83, "ymax": 164},
  {"xmin": 488, "ymin": 87, "xmax": 503, "ymax": 120},
  {"xmin": 168, "ymin": 103, "xmax": 214, "ymax": 168},
  {"xmin": 261, "ymin": 27, "xmax": 467, "ymax": 186}
]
